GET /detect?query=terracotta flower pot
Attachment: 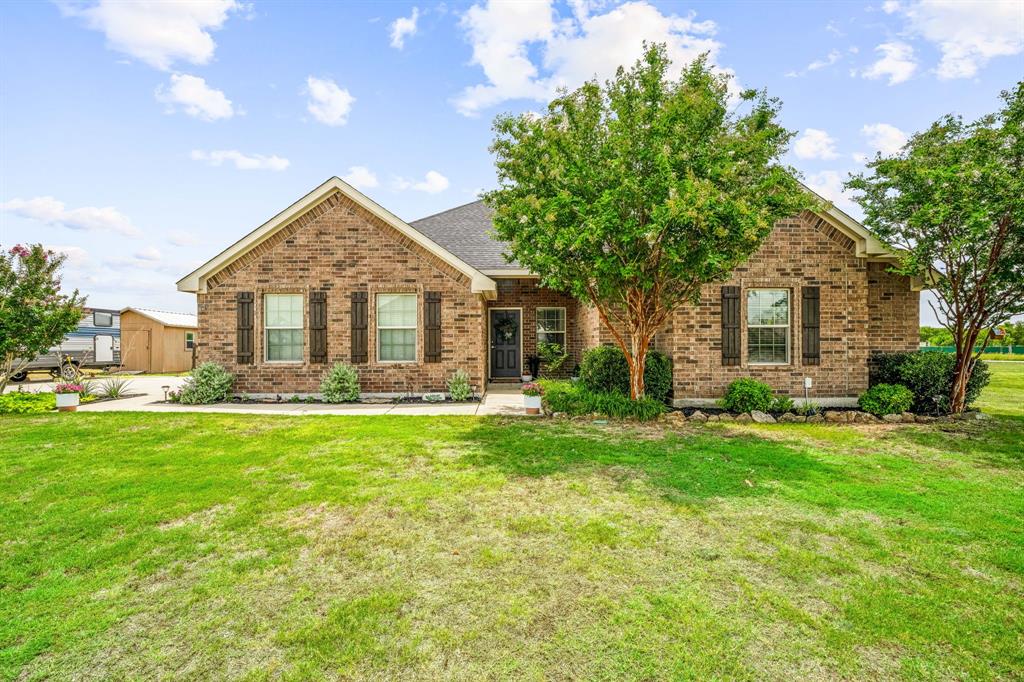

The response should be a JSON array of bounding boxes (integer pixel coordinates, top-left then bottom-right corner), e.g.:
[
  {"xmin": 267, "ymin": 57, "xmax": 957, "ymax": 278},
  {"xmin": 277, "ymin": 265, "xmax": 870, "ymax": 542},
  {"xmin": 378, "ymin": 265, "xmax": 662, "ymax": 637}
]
[{"xmin": 524, "ymin": 394, "xmax": 542, "ymax": 415}]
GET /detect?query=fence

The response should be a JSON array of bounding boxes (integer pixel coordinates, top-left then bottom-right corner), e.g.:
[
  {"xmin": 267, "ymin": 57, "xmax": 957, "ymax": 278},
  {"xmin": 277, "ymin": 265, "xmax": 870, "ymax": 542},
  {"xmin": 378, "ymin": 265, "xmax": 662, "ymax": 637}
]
[{"xmin": 921, "ymin": 345, "xmax": 1024, "ymax": 355}]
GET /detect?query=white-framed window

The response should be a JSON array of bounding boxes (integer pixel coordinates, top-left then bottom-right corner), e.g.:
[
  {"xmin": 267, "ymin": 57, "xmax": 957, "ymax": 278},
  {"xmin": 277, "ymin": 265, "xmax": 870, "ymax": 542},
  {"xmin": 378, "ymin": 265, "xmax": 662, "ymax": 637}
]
[
  {"xmin": 94, "ymin": 311, "xmax": 113, "ymax": 327},
  {"xmin": 264, "ymin": 294, "xmax": 303, "ymax": 362},
  {"xmin": 377, "ymin": 293, "xmax": 417, "ymax": 362},
  {"xmin": 747, "ymin": 289, "xmax": 790, "ymax": 364},
  {"xmin": 184, "ymin": 331, "xmax": 195, "ymax": 351},
  {"xmin": 536, "ymin": 307, "xmax": 566, "ymax": 348}
]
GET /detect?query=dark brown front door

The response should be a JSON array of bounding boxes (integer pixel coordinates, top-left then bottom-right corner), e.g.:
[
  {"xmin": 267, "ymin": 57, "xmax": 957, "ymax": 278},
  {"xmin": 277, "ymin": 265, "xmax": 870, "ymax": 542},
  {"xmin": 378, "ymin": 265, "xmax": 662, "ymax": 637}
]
[{"xmin": 490, "ymin": 309, "xmax": 521, "ymax": 378}]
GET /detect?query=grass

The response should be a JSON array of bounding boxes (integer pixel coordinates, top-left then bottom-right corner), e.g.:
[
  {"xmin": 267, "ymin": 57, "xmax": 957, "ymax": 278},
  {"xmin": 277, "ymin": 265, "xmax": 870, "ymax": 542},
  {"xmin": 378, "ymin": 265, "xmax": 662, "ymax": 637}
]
[
  {"xmin": 0, "ymin": 373, "xmax": 1022, "ymax": 680},
  {"xmin": 976, "ymin": 361, "xmax": 1023, "ymax": 417}
]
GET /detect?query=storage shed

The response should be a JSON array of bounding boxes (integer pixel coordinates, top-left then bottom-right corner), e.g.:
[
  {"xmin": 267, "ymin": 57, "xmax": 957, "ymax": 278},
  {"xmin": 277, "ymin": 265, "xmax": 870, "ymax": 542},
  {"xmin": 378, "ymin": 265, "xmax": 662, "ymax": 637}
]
[{"xmin": 119, "ymin": 308, "xmax": 198, "ymax": 373}]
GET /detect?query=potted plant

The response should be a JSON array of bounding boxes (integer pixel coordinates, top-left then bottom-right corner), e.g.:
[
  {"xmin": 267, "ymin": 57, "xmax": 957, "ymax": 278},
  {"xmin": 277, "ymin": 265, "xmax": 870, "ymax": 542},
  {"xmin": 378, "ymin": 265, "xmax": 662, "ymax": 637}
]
[
  {"xmin": 54, "ymin": 383, "xmax": 83, "ymax": 412},
  {"xmin": 522, "ymin": 382, "xmax": 543, "ymax": 415}
]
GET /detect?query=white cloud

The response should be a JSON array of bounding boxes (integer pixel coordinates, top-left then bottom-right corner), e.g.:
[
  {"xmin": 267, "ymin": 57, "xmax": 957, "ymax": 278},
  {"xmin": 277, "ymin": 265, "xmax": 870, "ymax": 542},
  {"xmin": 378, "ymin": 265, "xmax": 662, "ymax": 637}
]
[
  {"xmin": 852, "ymin": 152, "xmax": 869, "ymax": 164},
  {"xmin": 390, "ymin": 7, "xmax": 420, "ymax": 49},
  {"xmin": 341, "ymin": 166, "xmax": 379, "ymax": 190},
  {"xmin": 62, "ymin": 0, "xmax": 240, "ymax": 71},
  {"xmin": 190, "ymin": 149, "xmax": 290, "ymax": 171},
  {"xmin": 882, "ymin": 1, "xmax": 901, "ymax": 14},
  {"xmin": 861, "ymin": 123, "xmax": 908, "ymax": 156},
  {"xmin": 46, "ymin": 245, "xmax": 91, "ymax": 268},
  {"xmin": 793, "ymin": 128, "xmax": 839, "ymax": 160},
  {"xmin": 167, "ymin": 230, "xmax": 200, "ymax": 247},
  {"xmin": 806, "ymin": 170, "xmax": 858, "ymax": 214},
  {"xmin": 395, "ymin": 170, "xmax": 450, "ymax": 194},
  {"xmin": 134, "ymin": 246, "xmax": 162, "ymax": 261},
  {"xmin": 901, "ymin": 0, "xmax": 1023, "ymax": 79},
  {"xmin": 860, "ymin": 41, "xmax": 917, "ymax": 85},
  {"xmin": 305, "ymin": 76, "xmax": 355, "ymax": 126},
  {"xmin": 1, "ymin": 196, "xmax": 140, "ymax": 237},
  {"xmin": 787, "ymin": 49, "xmax": 841, "ymax": 77},
  {"xmin": 453, "ymin": 0, "xmax": 722, "ymax": 117},
  {"xmin": 155, "ymin": 74, "xmax": 234, "ymax": 120}
]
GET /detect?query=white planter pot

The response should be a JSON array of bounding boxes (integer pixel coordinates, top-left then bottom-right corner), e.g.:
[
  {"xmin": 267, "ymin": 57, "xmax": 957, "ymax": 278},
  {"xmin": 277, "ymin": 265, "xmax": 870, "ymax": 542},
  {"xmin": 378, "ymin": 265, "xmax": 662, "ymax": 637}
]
[
  {"xmin": 523, "ymin": 394, "xmax": 542, "ymax": 415},
  {"xmin": 521, "ymin": 374, "xmax": 533, "ymax": 382},
  {"xmin": 55, "ymin": 393, "xmax": 79, "ymax": 412}
]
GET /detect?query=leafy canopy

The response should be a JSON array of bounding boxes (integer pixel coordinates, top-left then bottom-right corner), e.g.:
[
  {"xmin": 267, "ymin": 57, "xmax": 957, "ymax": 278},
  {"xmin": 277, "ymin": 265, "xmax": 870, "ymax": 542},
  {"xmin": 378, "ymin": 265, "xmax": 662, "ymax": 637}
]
[
  {"xmin": 484, "ymin": 45, "xmax": 815, "ymax": 314},
  {"xmin": 0, "ymin": 244, "xmax": 84, "ymax": 389}
]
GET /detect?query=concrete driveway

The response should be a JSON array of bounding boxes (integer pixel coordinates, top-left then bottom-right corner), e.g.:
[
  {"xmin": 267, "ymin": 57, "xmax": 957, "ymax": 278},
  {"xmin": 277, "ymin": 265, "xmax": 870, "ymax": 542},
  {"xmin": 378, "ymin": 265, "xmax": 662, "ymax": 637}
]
[{"xmin": 4, "ymin": 375, "xmax": 524, "ymax": 416}]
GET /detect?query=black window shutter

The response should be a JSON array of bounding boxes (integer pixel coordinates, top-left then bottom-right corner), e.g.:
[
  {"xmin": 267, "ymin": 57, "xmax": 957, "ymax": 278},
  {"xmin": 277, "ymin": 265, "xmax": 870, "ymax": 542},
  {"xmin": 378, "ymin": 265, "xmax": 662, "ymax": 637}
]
[
  {"xmin": 721, "ymin": 286, "xmax": 740, "ymax": 366},
  {"xmin": 424, "ymin": 292, "xmax": 441, "ymax": 363},
  {"xmin": 802, "ymin": 286, "xmax": 821, "ymax": 366},
  {"xmin": 351, "ymin": 291, "xmax": 368, "ymax": 363},
  {"xmin": 236, "ymin": 292, "xmax": 254, "ymax": 365},
  {"xmin": 310, "ymin": 291, "xmax": 327, "ymax": 364}
]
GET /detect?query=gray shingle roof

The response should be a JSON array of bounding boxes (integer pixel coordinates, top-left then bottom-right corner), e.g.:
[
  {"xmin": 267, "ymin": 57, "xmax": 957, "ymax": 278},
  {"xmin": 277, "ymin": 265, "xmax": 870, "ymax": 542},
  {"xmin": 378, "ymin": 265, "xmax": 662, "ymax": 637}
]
[{"xmin": 410, "ymin": 201, "xmax": 520, "ymax": 270}]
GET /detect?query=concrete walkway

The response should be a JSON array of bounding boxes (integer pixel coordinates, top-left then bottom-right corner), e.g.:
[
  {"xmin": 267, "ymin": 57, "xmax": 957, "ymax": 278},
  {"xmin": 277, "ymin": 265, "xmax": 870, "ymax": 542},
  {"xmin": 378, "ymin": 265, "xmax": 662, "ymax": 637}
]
[{"xmin": 5, "ymin": 376, "xmax": 526, "ymax": 416}]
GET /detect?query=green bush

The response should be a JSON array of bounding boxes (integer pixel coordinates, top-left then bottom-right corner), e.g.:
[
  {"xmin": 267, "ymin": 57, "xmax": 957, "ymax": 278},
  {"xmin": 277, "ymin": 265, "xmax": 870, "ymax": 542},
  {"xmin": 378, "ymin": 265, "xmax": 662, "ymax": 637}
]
[
  {"xmin": 177, "ymin": 362, "xmax": 234, "ymax": 405},
  {"xmin": 719, "ymin": 378, "xmax": 774, "ymax": 413},
  {"xmin": 320, "ymin": 363, "xmax": 360, "ymax": 403},
  {"xmin": 858, "ymin": 383, "xmax": 914, "ymax": 416},
  {"xmin": 578, "ymin": 345, "xmax": 672, "ymax": 403},
  {"xmin": 0, "ymin": 392, "xmax": 54, "ymax": 414},
  {"xmin": 771, "ymin": 394, "xmax": 795, "ymax": 413},
  {"xmin": 539, "ymin": 380, "xmax": 665, "ymax": 422},
  {"xmin": 446, "ymin": 369, "xmax": 473, "ymax": 401},
  {"xmin": 871, "ymin": 352, "xmax": 990, "ymax": 414}
]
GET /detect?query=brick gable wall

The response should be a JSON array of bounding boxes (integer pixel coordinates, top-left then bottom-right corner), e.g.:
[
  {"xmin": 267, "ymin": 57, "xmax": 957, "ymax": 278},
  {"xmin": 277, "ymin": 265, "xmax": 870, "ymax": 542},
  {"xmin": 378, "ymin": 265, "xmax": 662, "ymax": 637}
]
[{"xmin": 196, "ymin": 191, "xmax": 487, "ymax": 395}]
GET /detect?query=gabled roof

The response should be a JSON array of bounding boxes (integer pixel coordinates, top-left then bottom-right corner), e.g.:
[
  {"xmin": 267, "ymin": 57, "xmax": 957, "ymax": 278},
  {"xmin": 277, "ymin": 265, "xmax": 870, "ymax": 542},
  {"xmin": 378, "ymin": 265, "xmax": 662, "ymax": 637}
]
[
  {"xmin": 176, "ymin": 177, "xmax": 498, "ymax": 298},
  {"xmin": 121, "ymin": 307, "xmax": 198, "ymax": 328},
  {"xmin": 410, "ymin": 201, "xmax": 520, "ymax": 272}
]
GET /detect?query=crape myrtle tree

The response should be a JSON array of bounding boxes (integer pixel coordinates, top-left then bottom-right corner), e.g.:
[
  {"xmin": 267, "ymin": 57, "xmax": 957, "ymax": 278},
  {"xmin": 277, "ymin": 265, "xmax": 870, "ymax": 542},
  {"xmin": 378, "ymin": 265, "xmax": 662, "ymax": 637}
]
[
  {"xmin": 847, "ymin": 83, "xmax": 1024, "ymax": 414},
  {"xmin": 484, "ymin": 44, "xmax": 815, "ymax": 399},
  {"xmin": 0, "ymin": 244, "xmax": 84, "ymax": 393}
]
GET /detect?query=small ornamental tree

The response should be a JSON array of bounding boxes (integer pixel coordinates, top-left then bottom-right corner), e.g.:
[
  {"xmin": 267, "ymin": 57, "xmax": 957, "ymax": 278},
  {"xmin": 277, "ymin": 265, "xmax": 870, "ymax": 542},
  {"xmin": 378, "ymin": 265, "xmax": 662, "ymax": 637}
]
[
  {"xmin": 0, "ymin": 244, "xmax": 84, "ymax": 392},
  {"xmin": 847, "ymin": 83, "xmax": 1024, "ymax": 414},
  {"xmin": 485, "ymin": 45, "xmax": 815, "ymax": 398}
]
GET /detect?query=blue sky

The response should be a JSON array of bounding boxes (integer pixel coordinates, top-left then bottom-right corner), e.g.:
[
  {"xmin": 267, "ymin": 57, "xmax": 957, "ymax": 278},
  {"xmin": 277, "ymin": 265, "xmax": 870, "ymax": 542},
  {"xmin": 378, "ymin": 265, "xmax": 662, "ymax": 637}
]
[{"xmin": 1, "ymin": 1, "xmax": 1021, "ymax": 324}]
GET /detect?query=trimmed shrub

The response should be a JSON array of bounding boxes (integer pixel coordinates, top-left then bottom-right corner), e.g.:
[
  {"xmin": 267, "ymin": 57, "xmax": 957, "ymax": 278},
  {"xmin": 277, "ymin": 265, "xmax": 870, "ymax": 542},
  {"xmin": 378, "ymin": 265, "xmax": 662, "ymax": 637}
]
[
  {"xmin": 858, "ymin": 383, "xmax": 914, "ymax": 416},
  {"xmin": 540, "ymin": 380, "xmax": 665, "ymax": 422},
  {"xmin": 871, "ymin": 352, "xmax": 990, "ymax": 414},
  {"xmin": 771, "ymin": 394, "xmax": 795, "ymax": 413},
  {"xmin": 578, "ymin": 345, "xmax": 672, "ymax": 403},
  {"xmin": 446, "ymin": 370, "xmax": 473, "ymax": 401},
  {"xmin": 719, "ymin": 378, "xmax": 774, "ymax": 413},
  {"xmin": 177, "ymin": 362, "xmax": 234, "ymax": 405},
  {"xmin": 0, "ymin": 392, "xmax": 54, "ymax": 414},
  {"xmin": 320, "ymin": 362, "xmax": 360, "ymax": 403}
]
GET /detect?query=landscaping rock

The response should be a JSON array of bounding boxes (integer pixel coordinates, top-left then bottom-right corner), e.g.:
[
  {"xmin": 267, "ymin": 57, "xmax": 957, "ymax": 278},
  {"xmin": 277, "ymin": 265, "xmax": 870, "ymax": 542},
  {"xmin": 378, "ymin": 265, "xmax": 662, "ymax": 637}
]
[
  {"xmin": 706, "ymin": 414, "xmax": 720, "ymax": 422},
  {"xmin": 882, "ymin": 413, "xmax": 902, "ymax": 423},
  {"xmin": 806, "ymin": 414, "xmax": 825, "ymax": 423},
  {"xmin": 717, "ymin": 413, "xmax": 735, "ymax": 422},
  {"xmin": 777, "ymin": 412, "xmax": 798, "ymax": 423},
  {"xmin": 750, "ymin": 410, "xmax": 776, "ymax": 424},
  {"xmin": 915, "ymin": 415, "xmax": 936, "ymax": 423},
  {"xmin": 825, "ymin": 410, "xmax": 848, "ymax": 423},
  {"xmin": 854, "ymin": 411, "xmax": 879, "ymax": 424},
  {"xmin": 900, "ymin": 412, "xmax": 917, "ymax": 423},
  {"xmin": 735, "ymin": 413, "xmax": 753, "ymax": 423},
  {"xmin": 689, "ymin": 410, "xmax": 708, "ymax": 423}
]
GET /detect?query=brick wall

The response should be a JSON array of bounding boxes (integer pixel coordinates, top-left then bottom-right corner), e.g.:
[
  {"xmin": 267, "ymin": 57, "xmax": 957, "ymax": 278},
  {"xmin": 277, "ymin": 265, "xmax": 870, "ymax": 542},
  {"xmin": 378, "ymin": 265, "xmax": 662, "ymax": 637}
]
[
  {"xmin": 662, "ymin": 212, "xmax": 919, "ymax": 401},
  {"xmin": 197, "ymin": 190, "xmax": 487, "ymax": 395},
  {"xmin": 488, "ymin": 278, "xmax": 579, "ymax": 378}
]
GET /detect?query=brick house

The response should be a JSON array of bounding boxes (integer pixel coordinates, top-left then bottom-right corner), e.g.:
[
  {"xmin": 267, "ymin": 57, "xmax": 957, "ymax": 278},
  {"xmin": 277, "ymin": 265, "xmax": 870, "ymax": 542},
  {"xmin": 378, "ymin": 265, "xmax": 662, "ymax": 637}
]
[{"xmin": 177, "ymin": 177, "xmax": 921, "ymax": 405}]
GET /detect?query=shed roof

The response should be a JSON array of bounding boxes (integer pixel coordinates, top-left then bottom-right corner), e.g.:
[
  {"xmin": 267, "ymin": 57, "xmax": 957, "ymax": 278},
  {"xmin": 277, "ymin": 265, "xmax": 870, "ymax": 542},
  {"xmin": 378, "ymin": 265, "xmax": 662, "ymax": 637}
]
[{"xmin": 122, "ymin": 307, "xmax": 198, "ymax": 329}]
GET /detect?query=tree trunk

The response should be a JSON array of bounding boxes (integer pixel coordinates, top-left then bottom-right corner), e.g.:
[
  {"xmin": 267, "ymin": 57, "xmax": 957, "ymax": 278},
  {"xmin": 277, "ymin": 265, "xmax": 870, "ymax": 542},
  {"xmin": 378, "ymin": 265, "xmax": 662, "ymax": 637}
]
[
  {"xmin": 949, "ymin": 328, "xmax": 985, "ymax": 414},
  {"xmin": 628, "ymin": 333, "xmax": 650, "ymax": 400}
]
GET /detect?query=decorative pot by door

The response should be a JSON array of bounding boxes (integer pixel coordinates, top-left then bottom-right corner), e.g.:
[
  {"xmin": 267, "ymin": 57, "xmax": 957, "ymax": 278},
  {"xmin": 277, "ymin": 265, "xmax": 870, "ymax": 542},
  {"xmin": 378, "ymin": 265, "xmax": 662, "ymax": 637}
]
[{"xmin": 490, "ymin": 310, "xmax": 521, "ymax": 378}]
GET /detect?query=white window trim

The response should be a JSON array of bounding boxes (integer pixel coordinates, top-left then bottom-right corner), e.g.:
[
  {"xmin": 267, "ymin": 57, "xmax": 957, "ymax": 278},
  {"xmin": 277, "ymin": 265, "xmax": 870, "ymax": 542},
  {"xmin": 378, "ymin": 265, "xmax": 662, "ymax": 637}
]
[
  {"xmin": 536, "ymin": 306, "xmax": 567, "ymax": 347},
  {"xmin": 264, "ymin": 293, "xmax": 304, "ymax": 364},
  {"xmin": 377, "ymin": 293, "xmax": 418, "ymax": 364},
  {"xmin": 746, "ymin": 289, "xmax": 790, "ymax": 366}
]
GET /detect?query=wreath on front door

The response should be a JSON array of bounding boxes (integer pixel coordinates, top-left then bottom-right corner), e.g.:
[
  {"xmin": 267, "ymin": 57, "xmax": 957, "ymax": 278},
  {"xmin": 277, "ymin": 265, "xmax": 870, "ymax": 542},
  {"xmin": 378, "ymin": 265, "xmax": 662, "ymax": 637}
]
[{"xmin": 496, "ymin": 316, "xmax": 518, "ymax": 343}]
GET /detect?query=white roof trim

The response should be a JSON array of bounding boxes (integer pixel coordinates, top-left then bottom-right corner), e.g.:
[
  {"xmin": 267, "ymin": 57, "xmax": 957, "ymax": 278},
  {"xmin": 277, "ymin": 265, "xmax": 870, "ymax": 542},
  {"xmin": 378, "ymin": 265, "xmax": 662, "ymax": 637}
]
[
  {"xmin": 176, "ymin": 177, "xmax": 497, "ymax": 298},
  {"xmin": 121, "ymin": 307, "xmax": 198, "ymax": 328},
  {"xmin": 481, "ymin": 268, "xmax": 537, "ymax": 277}
]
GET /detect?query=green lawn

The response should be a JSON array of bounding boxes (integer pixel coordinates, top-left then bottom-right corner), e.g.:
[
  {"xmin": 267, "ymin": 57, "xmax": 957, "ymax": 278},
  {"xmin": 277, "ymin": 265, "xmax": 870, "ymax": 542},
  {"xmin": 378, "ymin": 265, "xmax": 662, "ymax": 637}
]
[
  {"xmin": 1, "ymin": 374, "xmax": 1022, "ymax": 680},
  {"xmin": 976, "ymin": 361, "xmax": 1024, "ymax": 416}
]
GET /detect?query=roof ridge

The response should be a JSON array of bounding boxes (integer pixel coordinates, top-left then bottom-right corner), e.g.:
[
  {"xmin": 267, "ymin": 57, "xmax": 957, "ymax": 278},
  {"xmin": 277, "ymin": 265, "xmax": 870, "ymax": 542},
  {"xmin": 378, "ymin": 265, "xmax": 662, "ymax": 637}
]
[
  {"xmin": 410, "ymin": 198, "xmax": 486, "ymax": 224},
  {"xmin": 132, "ymin": 307, "xmax": 195, "ymax": 315}
]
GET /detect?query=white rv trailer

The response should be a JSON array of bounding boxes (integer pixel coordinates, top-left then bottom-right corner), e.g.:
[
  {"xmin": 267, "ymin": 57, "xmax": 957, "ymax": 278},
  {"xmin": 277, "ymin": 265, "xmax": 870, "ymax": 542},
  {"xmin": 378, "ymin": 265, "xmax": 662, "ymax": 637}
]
[{"xmin": 9, "ymin": 307, "xmax": 121, "ymax": 382}]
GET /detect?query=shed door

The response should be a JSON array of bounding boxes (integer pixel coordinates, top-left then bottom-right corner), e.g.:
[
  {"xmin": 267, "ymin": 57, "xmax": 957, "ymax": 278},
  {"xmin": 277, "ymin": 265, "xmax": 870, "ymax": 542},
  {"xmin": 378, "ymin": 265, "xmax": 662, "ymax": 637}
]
[{"xmin": 95, "ymin": 335, "xmax": 114, "ymax": 363}]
